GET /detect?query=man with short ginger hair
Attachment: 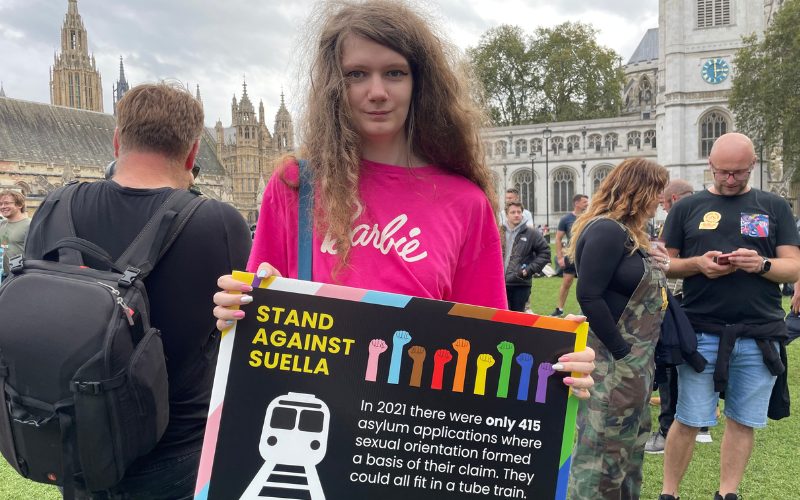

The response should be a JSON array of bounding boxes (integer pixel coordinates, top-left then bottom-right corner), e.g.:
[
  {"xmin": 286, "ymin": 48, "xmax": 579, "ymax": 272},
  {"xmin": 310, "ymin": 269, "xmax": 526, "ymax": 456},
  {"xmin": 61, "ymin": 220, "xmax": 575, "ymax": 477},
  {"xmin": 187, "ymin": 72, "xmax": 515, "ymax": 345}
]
[
  {"xmin": 0, "ymin": 190, "xmax": 30, "ymax": 279},
  {"xmin": 658, "ymin": 133, "xmax": 800, "ymax": 500}
]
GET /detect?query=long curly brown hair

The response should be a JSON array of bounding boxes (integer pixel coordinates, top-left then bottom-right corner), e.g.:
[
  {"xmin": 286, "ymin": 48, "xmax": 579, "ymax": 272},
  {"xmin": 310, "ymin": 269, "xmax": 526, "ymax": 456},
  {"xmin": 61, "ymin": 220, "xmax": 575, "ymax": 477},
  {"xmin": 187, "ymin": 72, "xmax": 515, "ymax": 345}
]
[
  {"xmin": 567, "ymin": 157, "xmax": 669, "ymax": 258},
  {"xmin": 285, "ymin": 0, "xmax": 493, "ymax": 268}
]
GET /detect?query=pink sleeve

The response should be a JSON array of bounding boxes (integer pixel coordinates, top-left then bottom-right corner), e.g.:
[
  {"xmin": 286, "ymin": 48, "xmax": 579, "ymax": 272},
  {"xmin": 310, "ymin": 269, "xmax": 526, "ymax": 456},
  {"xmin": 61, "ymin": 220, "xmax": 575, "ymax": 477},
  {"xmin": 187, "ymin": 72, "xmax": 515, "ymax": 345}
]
[
  {"xmin": 448, "ymin": 197, "xmax": 508, "ymax": 309},
  {"xmin": 247, "ymin": 164, "xmax": 300, "ymax": 277}
]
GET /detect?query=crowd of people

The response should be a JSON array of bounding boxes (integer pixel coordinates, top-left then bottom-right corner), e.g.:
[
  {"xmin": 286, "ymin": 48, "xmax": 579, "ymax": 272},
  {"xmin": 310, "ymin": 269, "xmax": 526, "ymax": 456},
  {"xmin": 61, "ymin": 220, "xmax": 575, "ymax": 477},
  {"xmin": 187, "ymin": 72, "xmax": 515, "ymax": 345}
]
[{"xmin": 0, "ymin": 1, "xmax": 796, "ymax": 500}]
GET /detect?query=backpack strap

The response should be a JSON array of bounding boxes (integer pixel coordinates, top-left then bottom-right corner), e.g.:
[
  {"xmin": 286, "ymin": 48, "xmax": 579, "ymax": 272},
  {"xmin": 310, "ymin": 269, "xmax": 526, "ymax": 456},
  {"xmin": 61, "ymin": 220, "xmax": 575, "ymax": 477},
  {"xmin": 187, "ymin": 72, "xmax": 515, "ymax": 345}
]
[
  {"xmin": 114, "ymin": 190, "xmax": 206, "ymax": 281},
  {"xmin": 24, "ymin": 181, "xmax": 82, "ymax": 264},
  {"xmin": 298, "ymin": 160, "xmax": 313, "ymax": 281}
]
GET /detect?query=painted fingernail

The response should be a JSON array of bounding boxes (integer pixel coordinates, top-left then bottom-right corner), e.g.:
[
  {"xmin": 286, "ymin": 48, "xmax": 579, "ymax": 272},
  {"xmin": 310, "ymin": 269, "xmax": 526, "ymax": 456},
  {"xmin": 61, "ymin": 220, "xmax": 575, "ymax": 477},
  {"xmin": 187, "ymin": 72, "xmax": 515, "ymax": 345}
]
[
  {"xmin": 224, "ymin": 320, "xmax": 234, "ymax": 326},
  {"xmin": 558, "ymin": 355, "xmax": 571, "ymax": 362},
  {"xmin": 552, "ymin": 363, "xmax": 565, "ymax": 371},
  {"xmin": 240, "ymin": 284, "xmax": 253, "ymax": 292},
  {"xmin": 240, "ymin": 295, "xmax": 253, "ymax": 304},
  {"xmin": 257, "ymin": 269, "xmax": 268, "ymax": 278},
  {"xmin": 563, "ymin": 377, "xmax": 575, "ymax": 385},
  {"xmin": 233, "ymin": 310, "xmax": 245, "ymax": 319}
]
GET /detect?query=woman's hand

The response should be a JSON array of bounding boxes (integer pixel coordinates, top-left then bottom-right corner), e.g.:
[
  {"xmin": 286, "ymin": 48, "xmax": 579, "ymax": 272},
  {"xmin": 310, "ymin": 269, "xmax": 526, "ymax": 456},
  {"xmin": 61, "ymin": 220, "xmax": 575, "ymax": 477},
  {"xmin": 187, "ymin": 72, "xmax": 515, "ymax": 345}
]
[
  {"xmin": 213, "ymin": 263, "xmax": 281, "ymax": 331},
  {"xmin": 556, "ymin": 314, "xmax": 595, "ymax": 399}
]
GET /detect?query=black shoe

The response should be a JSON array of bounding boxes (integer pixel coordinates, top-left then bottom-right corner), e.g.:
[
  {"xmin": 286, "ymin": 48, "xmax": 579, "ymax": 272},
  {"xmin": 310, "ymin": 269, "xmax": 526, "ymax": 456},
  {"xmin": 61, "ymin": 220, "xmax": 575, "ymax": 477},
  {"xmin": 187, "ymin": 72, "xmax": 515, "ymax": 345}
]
[
  {"xmin": 550, "ymin": 307, "xmax": 564, "ymax": 317},
  {"xmin": 658, "ymin": 495, "xmax": 679, "ymax": 500},
  {"xmin": 714, "ymin": 493, "xmax": 741, "ymax": 500}
]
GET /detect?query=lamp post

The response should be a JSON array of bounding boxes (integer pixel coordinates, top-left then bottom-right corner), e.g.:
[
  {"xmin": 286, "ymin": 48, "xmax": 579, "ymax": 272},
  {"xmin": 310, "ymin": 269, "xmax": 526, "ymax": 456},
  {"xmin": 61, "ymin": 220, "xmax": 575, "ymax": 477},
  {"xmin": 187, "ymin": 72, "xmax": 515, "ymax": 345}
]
[
  {"xmin": 529, "ymin": 152, "xmax": 536, "ymax": 218},
  {"xmin": 581, "ymin": 160, "xmax": 587, "ymax": 194},
  {"xmin": 543, "ymin": 126, "xmax": 552, "ymax": 226}
]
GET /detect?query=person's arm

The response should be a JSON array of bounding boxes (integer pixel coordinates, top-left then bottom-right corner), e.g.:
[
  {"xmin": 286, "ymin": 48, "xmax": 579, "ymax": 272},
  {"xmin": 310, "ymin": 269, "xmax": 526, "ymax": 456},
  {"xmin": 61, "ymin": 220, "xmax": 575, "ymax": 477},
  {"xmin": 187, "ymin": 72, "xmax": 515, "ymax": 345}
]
[
  {"xmin": 792, "ymin": 278, "xmax": 800, "ymax": 314},
  {"xmin": 728, "ymin": 244, "xmax": 800, "ymax": 283},
  {"xmin": 554, "ymin": 230, "xmax": 567, "ymax": 267},
  {"xmin": 574, "ymin": 221, "xmax": 631, "ymax": 359}
]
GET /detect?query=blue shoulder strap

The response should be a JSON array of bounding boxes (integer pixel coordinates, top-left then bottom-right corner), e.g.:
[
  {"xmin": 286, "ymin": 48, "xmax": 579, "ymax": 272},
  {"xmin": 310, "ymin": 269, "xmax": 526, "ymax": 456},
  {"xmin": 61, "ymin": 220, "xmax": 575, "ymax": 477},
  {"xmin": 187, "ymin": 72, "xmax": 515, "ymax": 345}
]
[{"xmin": 298, "ymin": 160, "xmax": 313, "ymax": 281}]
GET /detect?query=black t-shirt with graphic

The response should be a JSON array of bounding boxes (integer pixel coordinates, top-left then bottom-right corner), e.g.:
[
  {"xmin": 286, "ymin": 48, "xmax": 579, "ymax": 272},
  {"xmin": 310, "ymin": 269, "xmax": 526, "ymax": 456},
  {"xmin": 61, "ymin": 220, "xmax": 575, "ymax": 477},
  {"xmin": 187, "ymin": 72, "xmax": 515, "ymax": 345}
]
[{"xmin": 662, "ymin": 188, "xmax": 799, "ymax": 325}]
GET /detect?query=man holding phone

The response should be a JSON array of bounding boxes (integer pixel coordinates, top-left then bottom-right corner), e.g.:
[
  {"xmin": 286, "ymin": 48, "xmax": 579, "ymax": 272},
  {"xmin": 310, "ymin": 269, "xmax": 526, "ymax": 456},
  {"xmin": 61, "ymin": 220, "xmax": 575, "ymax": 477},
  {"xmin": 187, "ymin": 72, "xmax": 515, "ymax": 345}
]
[{"xmin": 658, "ymin": 133, "xmax": 800, "ymax": 500}]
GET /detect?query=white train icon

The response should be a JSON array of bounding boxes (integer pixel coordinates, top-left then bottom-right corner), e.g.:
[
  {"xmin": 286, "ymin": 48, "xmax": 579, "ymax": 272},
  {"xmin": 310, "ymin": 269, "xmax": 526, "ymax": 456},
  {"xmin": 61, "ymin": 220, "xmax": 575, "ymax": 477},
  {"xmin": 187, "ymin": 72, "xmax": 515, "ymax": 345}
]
[{"xmin": 240, "ymin": 392, "xmax": 331, "ymax": 500}]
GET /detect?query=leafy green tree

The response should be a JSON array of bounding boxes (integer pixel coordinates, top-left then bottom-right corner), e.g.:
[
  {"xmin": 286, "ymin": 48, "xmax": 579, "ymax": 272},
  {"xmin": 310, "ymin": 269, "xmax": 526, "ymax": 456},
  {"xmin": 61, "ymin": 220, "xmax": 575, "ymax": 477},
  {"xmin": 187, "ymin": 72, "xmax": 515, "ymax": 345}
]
[
  {"xmin": 468, "ymin": 25, "xmax": 538, "ymax": 127},
  {"xmin": 531, "ymin": 22, "xmax": 624, "ymax": 122},
  {"xmin": 730, "ymin": 0, "xmax": 800, "ymax": 181},
  {"xmin": 467, "ymin": 22, "xmax": 624, "ymax": 126}
]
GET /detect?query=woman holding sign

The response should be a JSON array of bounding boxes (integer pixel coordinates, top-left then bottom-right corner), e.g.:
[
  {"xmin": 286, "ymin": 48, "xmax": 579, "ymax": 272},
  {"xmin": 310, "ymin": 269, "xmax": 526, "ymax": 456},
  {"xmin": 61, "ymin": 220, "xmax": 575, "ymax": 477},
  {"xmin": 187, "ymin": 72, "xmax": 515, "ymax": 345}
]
[
  {"xmin": 212, "ymin": 0, "xmax": 595, "ymax": 391},
  {"xmin": 566, "ymin": 158, "xmax": 670, "ymax": 499}
]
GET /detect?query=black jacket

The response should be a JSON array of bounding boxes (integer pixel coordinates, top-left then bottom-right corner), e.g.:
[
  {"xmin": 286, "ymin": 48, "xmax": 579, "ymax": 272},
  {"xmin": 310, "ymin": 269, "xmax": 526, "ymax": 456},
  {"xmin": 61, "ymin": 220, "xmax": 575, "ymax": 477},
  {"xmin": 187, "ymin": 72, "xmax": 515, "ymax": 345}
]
[{"xmin": 501, "ymin": 225, "xmax": 550, "ymax": 286}]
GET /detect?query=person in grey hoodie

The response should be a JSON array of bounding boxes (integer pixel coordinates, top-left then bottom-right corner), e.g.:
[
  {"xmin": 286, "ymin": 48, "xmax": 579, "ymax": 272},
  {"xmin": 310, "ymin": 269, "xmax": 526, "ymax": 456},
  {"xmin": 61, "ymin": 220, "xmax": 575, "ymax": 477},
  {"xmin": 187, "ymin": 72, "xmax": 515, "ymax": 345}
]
[{"xmin": 502, "ymin": 201, "xmax": 551, "ymax": 311}]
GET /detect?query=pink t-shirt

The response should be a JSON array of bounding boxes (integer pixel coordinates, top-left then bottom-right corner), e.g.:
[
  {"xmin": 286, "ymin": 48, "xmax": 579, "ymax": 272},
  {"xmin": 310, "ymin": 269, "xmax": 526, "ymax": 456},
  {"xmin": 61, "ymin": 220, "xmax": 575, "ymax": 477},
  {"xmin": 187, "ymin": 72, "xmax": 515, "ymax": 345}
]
[{"xmin": 248, "ymin": 159, "xmax": 507, "ymax": 309}]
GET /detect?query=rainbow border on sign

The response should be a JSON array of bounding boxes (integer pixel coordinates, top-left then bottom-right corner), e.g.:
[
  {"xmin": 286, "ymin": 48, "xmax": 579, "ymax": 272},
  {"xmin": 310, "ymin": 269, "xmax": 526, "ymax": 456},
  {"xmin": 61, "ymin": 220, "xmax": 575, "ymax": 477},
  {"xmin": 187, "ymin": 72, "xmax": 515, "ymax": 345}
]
[{"xmin": 194, "ymin": 272, "xmax": 588, "ymax": 500}]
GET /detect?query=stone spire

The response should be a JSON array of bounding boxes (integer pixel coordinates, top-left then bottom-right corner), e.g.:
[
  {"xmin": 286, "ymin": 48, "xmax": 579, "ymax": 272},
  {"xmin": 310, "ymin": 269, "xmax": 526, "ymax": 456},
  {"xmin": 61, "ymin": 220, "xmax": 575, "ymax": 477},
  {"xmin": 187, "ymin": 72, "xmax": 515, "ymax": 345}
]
[
  {"xmin": 0, "ymin": 82, "xmax": 5, "ymax": 98},
  {"xmin": 274, "ymin": 89, "xmax": 294, "ymax": 151},
  {"xmin": 50, "ymin": 0, "xmax": 103, "ymax": 111},
  {"xmin": 112, "ymin": 56, "xmax": 129, "ymax": 115}
]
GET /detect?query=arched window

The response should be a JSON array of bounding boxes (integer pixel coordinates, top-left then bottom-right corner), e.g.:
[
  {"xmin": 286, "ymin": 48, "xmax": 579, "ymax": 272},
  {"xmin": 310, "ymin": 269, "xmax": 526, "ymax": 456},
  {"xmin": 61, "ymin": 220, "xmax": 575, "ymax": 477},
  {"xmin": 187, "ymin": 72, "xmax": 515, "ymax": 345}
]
[
  {"xmin": 550, "ymin": 136, "xmax": 564, "ymax": 155},
  {"xmin": 592, "ymin": 166, "xmax": 612, "ymax": 194},
  {"xmin": 644, "ymin": 130, "xmax": 656, "ymax": 148},
  {"xmin": 588, "ymin": 134, "xmax": 603, "ymax": 152},
  {"xmin": 552, "ymin": 168, "xmax": 575, "ymax": 213},
  {"xmin": 699, "ymin": 110, "xmax": 730, "ymax": 157},
  {"xmin": 627, "ymin": 131, "xmax": 642, "ymax": 150},
  {"xmin": 566, "ymin": 135, "xmax": 580, "ymax": 154},
  {"xmin": 515, "ymin": 139, "xmax": 527, "ymax": 156},
  {"xmin": 638, "ymin": 77, "xmax": 653, "ymax": 105},
  {"xmin": 605, "ymin": 133, "xmax": 619, "ymax": 152},
  {"xmin": 530, "ymin": 138, "xmax": 542, "ymax": 153},
  {"xmin": 512, "ymin": 169, "xmax": 535, "ymax": 214}
]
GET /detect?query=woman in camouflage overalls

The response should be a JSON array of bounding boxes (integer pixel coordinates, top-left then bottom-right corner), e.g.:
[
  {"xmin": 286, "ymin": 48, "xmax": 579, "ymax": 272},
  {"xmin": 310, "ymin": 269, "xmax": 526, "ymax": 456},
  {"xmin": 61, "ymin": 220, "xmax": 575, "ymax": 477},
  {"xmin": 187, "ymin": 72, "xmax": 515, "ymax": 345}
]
[{"xmin": 566, "ymin": 158, "xmax": 670, "ymax": 500}]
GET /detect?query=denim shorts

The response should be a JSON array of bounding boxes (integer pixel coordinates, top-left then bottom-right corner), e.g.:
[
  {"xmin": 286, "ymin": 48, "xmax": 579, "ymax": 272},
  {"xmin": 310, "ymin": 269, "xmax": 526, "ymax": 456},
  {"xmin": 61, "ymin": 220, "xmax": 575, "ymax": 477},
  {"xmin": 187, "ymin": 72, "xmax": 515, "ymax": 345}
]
[{"xmin": 676, "ymin": 332, "xmax": 778, "ymax": 429}]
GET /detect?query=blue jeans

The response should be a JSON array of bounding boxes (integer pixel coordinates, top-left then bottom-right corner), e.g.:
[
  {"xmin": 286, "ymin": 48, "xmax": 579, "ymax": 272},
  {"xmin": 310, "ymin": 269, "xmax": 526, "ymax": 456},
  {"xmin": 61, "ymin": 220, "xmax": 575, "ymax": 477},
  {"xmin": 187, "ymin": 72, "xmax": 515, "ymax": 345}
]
[
  {"xmin": 676, "ymin": 333, "xmax": 778, "ymax": 429},
  {"xmin": 71, "ymin": 449, "xmax": 200, "ymax": 500}
]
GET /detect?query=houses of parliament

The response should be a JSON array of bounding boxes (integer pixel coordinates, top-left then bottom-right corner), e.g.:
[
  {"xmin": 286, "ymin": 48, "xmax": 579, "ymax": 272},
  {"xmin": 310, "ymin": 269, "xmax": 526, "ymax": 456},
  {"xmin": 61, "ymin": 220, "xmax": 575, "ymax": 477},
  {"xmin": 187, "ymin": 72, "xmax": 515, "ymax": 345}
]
[{"xmin": 0, "ymin": 0, "xmax": 293, "ymax": 223}]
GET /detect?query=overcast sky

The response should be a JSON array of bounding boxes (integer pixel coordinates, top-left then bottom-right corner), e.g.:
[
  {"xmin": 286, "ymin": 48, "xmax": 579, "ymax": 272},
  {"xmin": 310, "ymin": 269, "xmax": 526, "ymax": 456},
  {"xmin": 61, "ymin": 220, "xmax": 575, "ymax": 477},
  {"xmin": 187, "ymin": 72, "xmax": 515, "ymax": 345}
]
[{"xmin": 0, "ymin": 0, "xmax": 658, "ymax": 128}]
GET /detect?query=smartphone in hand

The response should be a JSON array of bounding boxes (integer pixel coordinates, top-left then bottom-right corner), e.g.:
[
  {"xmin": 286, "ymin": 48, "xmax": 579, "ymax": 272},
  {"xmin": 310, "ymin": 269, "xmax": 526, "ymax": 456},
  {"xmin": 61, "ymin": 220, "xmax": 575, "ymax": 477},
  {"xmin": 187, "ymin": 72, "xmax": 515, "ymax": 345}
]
[{"xmin": 713, "ymin": 253, "xmax": 734, "ymax": 265}]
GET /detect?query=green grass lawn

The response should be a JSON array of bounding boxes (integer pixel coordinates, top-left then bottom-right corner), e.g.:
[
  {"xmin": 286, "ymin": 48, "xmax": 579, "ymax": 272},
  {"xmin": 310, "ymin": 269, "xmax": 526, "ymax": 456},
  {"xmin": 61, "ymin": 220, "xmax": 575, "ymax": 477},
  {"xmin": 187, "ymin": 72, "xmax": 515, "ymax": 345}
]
[{"xmin": 1, "ymin": 275, "xmax": 798, "ymax": 499}]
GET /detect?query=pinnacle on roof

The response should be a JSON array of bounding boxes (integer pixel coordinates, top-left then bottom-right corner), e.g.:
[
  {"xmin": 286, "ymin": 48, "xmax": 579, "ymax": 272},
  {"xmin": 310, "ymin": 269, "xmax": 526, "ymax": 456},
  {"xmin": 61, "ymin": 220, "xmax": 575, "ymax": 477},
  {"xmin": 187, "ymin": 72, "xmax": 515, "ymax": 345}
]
[
  {"xmin": 118, "ymin": 56, "xmax": 127, "ymax": 84},
  {"xmin": 0, "ymin": 82, "xmax": 5, "ymax": 98}
]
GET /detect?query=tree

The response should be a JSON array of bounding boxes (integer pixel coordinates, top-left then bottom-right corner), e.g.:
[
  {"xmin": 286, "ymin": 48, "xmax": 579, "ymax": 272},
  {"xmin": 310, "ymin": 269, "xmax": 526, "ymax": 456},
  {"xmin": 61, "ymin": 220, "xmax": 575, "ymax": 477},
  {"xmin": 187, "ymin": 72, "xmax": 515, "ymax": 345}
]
[
  {"xmin": 531, "ymin": 22, "xmax": 624, "ymax": 122},
  {"xmin": 467, "ymin": 25, "xmax": 538, "ymax": 127},
  {"xmin": 467, "ymin": 22, "xmax": 624, "ymax": 126},
  {"xmin": 730, "ymin": 0, "xmax": 800, "ymax": 181}
]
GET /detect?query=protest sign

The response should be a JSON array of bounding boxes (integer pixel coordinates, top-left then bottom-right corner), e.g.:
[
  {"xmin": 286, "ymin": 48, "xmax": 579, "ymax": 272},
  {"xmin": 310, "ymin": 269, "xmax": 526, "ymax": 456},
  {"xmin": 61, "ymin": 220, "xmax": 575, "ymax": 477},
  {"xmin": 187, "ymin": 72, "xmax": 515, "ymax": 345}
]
[{"xmin": 195, "ymin": 273, "xmax": 587, "ymax": 500}]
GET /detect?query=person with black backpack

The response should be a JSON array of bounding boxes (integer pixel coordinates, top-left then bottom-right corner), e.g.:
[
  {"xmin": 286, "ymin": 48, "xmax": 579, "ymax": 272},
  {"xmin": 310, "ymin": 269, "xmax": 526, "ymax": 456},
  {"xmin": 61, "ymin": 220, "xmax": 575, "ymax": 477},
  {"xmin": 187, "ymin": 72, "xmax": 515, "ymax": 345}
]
[{"xmin": 0, "ymin": 82, "xmax": 250, "ymax": 499}]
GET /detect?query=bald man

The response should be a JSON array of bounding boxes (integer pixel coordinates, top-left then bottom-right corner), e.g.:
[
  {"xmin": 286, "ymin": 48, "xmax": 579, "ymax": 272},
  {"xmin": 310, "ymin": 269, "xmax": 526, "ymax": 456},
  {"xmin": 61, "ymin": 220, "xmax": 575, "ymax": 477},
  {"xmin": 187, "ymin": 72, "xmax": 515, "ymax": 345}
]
[{"xmin": 658, "ymin": 133, "xmax": 800, "ymax": 500}]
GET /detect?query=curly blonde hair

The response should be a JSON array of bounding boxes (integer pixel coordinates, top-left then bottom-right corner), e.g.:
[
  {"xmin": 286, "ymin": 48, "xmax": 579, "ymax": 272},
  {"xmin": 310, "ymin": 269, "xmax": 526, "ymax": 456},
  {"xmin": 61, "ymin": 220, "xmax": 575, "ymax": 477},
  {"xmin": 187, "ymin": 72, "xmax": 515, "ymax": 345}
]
[
  {"xmin": 567, "ymin": 158, "xmax": 668, "ymax": 258},
  {"xmin": 284, "ymin": 0, "xmax": 493, "ymax": 268}
]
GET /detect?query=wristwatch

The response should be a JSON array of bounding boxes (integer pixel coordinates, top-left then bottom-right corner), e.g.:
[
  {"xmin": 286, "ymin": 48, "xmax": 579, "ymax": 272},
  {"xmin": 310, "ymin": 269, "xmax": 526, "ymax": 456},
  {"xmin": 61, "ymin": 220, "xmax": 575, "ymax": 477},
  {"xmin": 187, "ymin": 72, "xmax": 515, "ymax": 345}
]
[{"xmin": 758, "ymin": 257, "xmax": 772, "ymax": 275}]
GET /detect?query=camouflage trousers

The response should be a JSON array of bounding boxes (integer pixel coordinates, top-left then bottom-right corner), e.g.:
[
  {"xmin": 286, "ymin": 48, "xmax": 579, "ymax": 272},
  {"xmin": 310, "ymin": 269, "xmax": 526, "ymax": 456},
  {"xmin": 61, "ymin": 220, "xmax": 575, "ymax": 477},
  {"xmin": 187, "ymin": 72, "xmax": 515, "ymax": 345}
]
[{"xmin": 568, "ymin": 253, "xmax": 665, "ymax": 500}]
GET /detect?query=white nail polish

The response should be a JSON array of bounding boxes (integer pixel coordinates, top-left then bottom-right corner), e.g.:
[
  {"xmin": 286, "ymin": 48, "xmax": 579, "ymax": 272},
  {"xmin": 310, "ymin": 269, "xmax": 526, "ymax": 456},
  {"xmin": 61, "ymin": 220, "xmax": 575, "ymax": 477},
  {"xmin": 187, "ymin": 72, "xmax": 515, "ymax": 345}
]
[
  {"xmin": 552, "ymin": 363, "xmax": 564, "ymax": 371},
  {"xmin": 257, "ymin": 269, "xmax": 267, "ymax": 278},
  {"xmin": 240, "ymin": 295, "xmax": 253, "ymax": 304}
]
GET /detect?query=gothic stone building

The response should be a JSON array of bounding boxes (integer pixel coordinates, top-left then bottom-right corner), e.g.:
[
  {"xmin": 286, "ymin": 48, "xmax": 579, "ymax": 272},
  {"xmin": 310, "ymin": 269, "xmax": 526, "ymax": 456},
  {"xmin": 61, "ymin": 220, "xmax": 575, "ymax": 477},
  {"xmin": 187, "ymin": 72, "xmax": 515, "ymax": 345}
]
[
  {"xmin": 484, "ymin": 0, "xmax": 790, "ymax": 227},
  {"xmin": 213, "ymin": 82, "xmax": 295, "ymax": 223},
  {"xmin": 50, "ymin": 0, "xmax": 103, "ymax": 112}
]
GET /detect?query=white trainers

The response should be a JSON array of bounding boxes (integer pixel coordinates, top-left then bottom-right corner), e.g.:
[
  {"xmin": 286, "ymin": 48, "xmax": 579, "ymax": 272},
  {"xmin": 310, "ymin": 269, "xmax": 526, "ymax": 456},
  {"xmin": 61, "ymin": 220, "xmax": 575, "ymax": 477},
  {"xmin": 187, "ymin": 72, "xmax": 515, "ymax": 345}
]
[{"xmin": 695, "ymin": 430, "xmax": 712, "ymax": 443}]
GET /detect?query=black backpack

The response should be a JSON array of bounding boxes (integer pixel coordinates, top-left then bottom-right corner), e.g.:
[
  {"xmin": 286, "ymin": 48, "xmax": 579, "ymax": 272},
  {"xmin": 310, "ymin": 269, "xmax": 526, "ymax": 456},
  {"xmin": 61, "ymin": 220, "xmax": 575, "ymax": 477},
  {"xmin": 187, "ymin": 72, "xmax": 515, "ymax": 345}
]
[{"xmin": 0, "ymin": 182, "xmax": 205, "ymax": 496}]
